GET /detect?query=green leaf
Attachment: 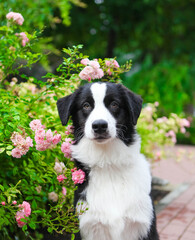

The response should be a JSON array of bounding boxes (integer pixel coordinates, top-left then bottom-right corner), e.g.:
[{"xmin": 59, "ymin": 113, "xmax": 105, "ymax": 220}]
[
  {"xmin": 6, "ymin": 151, "xmax": 12, "ymax": 156},
  {"xmin": 71, "ymin": 234, "xmax": 75, "ymax": 240},
  {"xmin": 32, "ymin": 199, "xmax": 37, "ymax": 209},
  {"xmin": 13, "ymin": 116, "xmax": 20, "ymax": 121},
  {"xmin": 29, "ymin": 222, "xmax": 36, "ymax": 230},
  {"xmin": 7, "ymin": 196, "xmax": 11, "ymax": 204},
  {"xmin": 0, "ymin": 148, "xmax": 5, "ymax": 154},
  {"xmin": 22, "ymin": 224, "xmax": 27, "ymax": 231},
  {"xmin": 26, "ymin": 196, "xmax": 34, "ymax": 200},
  {"xmin": 0, "ymin": 185, "xmax": 4, "ymax": 191},
  {"xmin": 6, "ymin": 145, "xmax": 13, "ymax": 150},
  {"xmin": 48, "ymin": 227, "xmax": 53, "ymax": 233}
]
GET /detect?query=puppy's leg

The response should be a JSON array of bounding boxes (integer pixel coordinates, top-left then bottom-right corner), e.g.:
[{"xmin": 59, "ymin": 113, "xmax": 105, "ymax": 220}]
[
  {"xmin": 81, "ymin": 222, "xmax": 112, "ymax": 240},
  {"xmin": 141, "ymin": 215, "xmax": 159, "ymax": 240}
]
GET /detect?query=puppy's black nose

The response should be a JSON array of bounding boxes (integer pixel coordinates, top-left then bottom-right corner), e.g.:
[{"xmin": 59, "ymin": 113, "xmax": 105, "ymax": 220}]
[{"xmin": 92, "ymin": 120, "xmax": 108, "ymax": 134}]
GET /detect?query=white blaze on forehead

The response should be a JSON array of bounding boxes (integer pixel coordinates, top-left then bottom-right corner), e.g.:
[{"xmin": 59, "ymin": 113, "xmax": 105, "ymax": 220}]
[{"xmin": 90, "ymin": 83, "xmax": 107, "ymax": 105}]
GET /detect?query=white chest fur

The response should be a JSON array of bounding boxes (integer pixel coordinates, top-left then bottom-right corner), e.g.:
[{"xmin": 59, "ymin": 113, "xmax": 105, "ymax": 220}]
[{"xmin": 71, "ymin": 137, "xmax": 153, "ymax": 240}]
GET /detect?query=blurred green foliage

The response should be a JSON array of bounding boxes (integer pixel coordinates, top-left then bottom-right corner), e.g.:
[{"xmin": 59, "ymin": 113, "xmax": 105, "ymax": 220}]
[
  {"xmin": 44, "ymin": 0, "xmax": 195, "ymax": 115},
  {"xmin": 0, "ymin": 0, "xmax": 86, "ymax": 70},
  {"xmin": 123, "ymin": 58, "xmax": 192, "ymax": 115},
  {"xmin": 0, "ymin": 0, "xmax": 86, "ymax": 30}
]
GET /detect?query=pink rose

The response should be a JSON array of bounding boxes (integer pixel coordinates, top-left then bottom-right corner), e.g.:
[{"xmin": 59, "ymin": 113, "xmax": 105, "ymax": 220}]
[
  {"xmin": 29, "ymin": 119, "xmax": 42, "ymax": 131},
  {"xmin": 36, "ymin": 141, "xmax": 50, "ymax": 151},
  {"xmin": 72, "ymin": 169, "xmax": 85, "ymax": 184},
  {"xmin": 15, "ymin": 32, "xmax": 29, "ymax": 47},
  {"xmin": 48, "ymin": 192, "xmax": 58, "ymax": 202},
  {"xmin": 79, "ymin": 66, "xmax": 94, "ymax": 80},
  {"xmin": 180, "ymin": 119, "xmax": 190, "ymax": 128},
  {"xmin": 166, "ymin": 130, "xmax": 177, "ymax": 143},
  {"xmin": 1, "ymin": 202, "xmax": 5, "ymax": 206},
  {"xmin": 52, "ymin": 134, "xmax": 61, "ymax": 145},
  {"xmin": 113, "ymin": 60, "xmax": 120, "ymax": 68},
  {"xmin": 154, "ymin": 101, "xmax": 159, "ymax": 107},
  {"xmin": 61, "ymin": 141, "xmax": 72, "ymax": 158},
  {"xmin": 105, "ymin": 59, "xmax": 119, "ymax": 68},
  {"xmin": 18, "ymin": 144, "xmax": 29, "ymax": 155},
  {"xmin": 80, "ymin": 58, "xmax": 90, "ymax": 65},
  {"xmin": 19, "ymin": 201, "xmax": 31, "ymax": 217},
  {"xmin": 62, "ymin": 187, "xmax": 67, "ymax": 196},
  {"xmin": 46, "ymin": 129, "xmax": 53, "ymax": 142},
  {"xmin": 156, "ymin": 117, "xmax": 168, "ymax": 123},
  {"xmin": 67, "ymin": 125, "xmax": 74, "ymax": 133},
  {"xmin": 89, "ymin": 60, "xmax": 100, "ymax": 69},
  {"xmin": 35, "ymin": 129, "xmax": 45, "ymax": 142},
  {"xmin": 107, "ymin": 68, "xmax": 112, "ymax": 76},
  {"xmin": 95, "ymin": 68, "xmax": 104, "ymax": 79},
  {"xmin": 11, "ymin": 148, "xmax": 22, "ymax": 158},
  {"xmin": 166, "ymin": 130, "xmax": 175, "ymax": 138},
  {"xmin": 25, "ymin": 137, "xmax": 33, "ymax": 147},
  {"xmin": 15, "ymin": 201, "xmax": 31, "ymax": 228},
  {"xmin": 180, "ymin": 127, "xmax": 186, "ymax": 134},
  {"xmin": 6, "ymin": 12, "xmax": 24, "ymax": 25},
  {"xmin": 54, "ymin": 161, "xmax": 66, "ymax": 174},
  {"xmin": 15, "ymin": 211, "xmax": 26, "ymax": 228},
  {"xmin": 57, "ymin": 174, "xmax": 67, "ymax": 183},
  {"xmin": 11, "ymin": 132, "xmax": 24, "ymax": 146},
  {"xmin": 105, "ymin": 60, "xmax": 111, "ymax": 66}
]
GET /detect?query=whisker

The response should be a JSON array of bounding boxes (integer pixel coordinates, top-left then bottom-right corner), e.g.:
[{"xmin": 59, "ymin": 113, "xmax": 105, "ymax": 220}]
[
  {"xmin": 73, "ymin": 126, "xmax": 85, "ymax": 141},
  {"xmin": 116, "ymin": 124, "xmax": 128, "ymax": 130}
]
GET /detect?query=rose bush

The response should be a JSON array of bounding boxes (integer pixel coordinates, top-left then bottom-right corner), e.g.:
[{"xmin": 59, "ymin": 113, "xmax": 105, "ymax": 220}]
[{"xmin": 0, "ymin": 12, "xmax": 190, "ymax": 240}]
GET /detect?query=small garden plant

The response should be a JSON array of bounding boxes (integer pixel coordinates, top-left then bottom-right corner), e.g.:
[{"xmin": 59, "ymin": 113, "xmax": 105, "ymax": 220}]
[{"xmin": 0, "ymin": 12, "xmax": 190, "ymax": 240}]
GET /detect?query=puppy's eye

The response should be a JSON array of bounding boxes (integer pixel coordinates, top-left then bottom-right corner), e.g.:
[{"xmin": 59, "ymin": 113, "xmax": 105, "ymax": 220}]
[
  {"xmin": 83, "ymin": 102, "xmax": 92, "ymax": 111},
  {"xmin": 110, "ymin": 101, "xmax": 119, "ymax": 110}
]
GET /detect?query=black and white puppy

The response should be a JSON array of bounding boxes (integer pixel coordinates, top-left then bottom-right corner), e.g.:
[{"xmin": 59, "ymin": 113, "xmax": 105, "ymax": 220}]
[{"xmin": 57, "ymin": 82, "xmax": 159, "ymax": 240}]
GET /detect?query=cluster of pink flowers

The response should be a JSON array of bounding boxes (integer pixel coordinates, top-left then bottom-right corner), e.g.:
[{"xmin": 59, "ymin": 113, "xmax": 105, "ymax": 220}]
[
  {"xmin": 61, "ymin": 138, "xmax": 73, "ymax": 158},
  {"xmin": 6, "ymin": 12, "xmax": 24, "ymax": 25},
  {"xmin": 15, "ymin": 201, "xmax": 31, "ymax": 228},
  {"xmin": 30, "ymin": 119, "xmax": 61, "ymax": 151},
  {"xmin": 6, "ymin": 12, "xmax": 29, "ymax": 47},
  {"xmin": 15, "ymin": 32, "xmax": 29, "ymax": 47},
  {"xmin": 79, "ymin": 58, "xmax": 104, "ymax": 81},
  {"xmin": 71, "ymin": 168, "xmax": 85, "ymax": 184},
  {"xmin": 105, "ymin": 59, "xmax": 120, "ymax": 75},
  {"xmin": 11, "ymin": 132, "xmax": 33, "ymax": 158},
  {"xmin": 165, "ymin": 130, "xmax": 177, "ymax": 143},
  {"xmin": 156, "ymin": 116, "xmax": 168, "ymax": 124}
]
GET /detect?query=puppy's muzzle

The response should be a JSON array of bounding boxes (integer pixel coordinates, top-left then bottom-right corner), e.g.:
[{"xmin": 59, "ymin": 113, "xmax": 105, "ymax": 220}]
[{"xmin": 92, "ymin": 119, "xmax": 110, "ymax": 142}]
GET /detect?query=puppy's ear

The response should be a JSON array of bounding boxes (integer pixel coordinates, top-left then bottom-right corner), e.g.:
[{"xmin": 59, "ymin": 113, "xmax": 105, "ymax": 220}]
[
  {"xmin": 57, "ymin": 94, "xmax": 75, "ymax": 126},
  {"xmin": 122, "ymin": 85, "xmax": 143, "ymax": 125}
]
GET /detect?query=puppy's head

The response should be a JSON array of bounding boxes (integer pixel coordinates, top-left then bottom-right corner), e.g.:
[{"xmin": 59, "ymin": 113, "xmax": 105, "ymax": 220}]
[{"xmin": 57, "ymin": 82, "xmax": 142, "ymax": 145}]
